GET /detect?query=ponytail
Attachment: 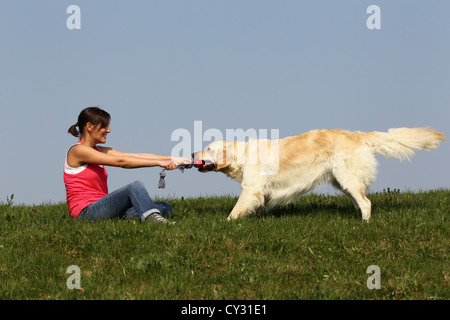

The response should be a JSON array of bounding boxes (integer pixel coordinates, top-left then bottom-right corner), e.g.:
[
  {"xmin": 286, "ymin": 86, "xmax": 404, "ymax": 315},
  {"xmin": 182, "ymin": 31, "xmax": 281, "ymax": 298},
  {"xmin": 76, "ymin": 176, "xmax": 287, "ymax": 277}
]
[{"xmin": 68, "ymin": 123, "xmax": 80, "ymax": 137}]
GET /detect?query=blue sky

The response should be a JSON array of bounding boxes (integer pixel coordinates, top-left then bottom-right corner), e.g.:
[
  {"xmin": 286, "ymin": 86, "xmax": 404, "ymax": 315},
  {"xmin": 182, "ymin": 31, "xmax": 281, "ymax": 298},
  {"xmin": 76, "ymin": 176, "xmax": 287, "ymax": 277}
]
[{"xmin": 0, "ymin": 1, "xmax": 448, "ymax": 205}]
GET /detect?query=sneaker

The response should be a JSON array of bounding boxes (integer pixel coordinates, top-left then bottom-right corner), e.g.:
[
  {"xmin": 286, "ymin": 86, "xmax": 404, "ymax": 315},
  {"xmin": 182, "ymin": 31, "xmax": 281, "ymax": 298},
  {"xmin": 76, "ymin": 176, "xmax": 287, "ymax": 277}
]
[{"xmin": 145, "ymin": 212, "xmax": 176, "ymax": 225}]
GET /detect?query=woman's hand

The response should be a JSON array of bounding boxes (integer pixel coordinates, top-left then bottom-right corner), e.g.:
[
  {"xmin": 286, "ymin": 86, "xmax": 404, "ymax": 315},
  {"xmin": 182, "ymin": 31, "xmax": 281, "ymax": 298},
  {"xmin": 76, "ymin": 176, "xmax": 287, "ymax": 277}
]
[
  {"xmin": 159, "ymin": 159, "xmax": 179, "ymax": 170},
  {"xmin": 173, "ymin": 157, "xmax": 194, "ymax": 168},
  {"xmin": 159, "ymin": 157, "xmax": 192, "ymax": 170}
]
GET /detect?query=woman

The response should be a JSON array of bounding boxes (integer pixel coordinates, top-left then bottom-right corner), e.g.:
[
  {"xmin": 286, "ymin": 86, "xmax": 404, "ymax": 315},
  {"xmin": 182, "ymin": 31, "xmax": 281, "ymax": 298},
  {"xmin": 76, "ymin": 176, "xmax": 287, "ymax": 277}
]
[{"xmin": 64, "ymin": 106, "xmax": 191, "ymax": 223}]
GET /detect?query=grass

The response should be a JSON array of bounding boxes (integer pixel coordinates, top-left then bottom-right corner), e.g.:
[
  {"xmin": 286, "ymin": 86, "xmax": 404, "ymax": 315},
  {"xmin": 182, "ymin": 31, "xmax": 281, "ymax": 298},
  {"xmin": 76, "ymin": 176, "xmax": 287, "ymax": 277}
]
[{"xmin": 0, "ymin": 189, "xmax": 448, "ymax": 300}]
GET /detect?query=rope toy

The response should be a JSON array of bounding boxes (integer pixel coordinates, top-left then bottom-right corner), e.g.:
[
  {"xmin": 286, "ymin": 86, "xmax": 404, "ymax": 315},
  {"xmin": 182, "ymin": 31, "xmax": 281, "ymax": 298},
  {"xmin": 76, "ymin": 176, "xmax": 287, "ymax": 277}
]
[
  {"xmin": 158, "ymin": 160, "xmax": 205, "ymax": 189},
  {"xmin": 158, "ymin": 169, "xmax": 167, "ymax": 189}
]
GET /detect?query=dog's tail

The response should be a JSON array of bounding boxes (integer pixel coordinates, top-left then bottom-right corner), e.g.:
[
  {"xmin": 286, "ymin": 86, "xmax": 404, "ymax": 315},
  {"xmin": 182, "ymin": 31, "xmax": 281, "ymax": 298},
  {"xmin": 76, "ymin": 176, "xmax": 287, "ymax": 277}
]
[{"xmin": 365, "ymin": 127, "xmax": 445, "ymax": 161}]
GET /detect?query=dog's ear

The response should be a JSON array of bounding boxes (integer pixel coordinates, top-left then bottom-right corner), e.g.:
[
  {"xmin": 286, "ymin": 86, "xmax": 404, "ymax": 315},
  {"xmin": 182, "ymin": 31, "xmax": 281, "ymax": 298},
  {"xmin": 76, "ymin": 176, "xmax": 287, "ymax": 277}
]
[{"xmin": 215, "ymin": 142, "xmax": 233, "ymax": 170}]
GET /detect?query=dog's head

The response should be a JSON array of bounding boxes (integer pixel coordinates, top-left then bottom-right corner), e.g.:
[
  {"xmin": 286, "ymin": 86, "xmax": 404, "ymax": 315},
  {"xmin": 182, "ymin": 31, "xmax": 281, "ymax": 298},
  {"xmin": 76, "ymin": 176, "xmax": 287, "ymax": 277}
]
[{"xmin": 192, "ymin": 141, "xmax": 235, "ymax": 172}]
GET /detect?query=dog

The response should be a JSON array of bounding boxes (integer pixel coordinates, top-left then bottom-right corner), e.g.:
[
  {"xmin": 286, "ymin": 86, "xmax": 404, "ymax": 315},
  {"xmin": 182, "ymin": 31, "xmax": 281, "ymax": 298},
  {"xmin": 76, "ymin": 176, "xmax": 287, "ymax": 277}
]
[{"xmin": 192, "ymin": 127, "xmax": 445, "ymax": 221}]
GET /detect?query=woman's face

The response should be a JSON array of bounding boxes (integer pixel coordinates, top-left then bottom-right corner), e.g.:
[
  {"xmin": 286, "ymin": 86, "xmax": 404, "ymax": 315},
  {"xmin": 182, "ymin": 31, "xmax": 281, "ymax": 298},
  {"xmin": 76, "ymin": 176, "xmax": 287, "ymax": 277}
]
[{"xmin": 88, "ymin": 122, "xmax": 111, "ymax": 144}]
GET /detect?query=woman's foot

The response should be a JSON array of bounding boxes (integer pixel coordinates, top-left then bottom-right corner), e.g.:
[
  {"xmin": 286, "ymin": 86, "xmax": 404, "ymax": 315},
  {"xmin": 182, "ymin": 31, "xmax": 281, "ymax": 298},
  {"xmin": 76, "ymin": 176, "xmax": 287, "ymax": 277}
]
[{"xmin": 145, "ymin": 212, "xmax": 175, "ymax": 225}]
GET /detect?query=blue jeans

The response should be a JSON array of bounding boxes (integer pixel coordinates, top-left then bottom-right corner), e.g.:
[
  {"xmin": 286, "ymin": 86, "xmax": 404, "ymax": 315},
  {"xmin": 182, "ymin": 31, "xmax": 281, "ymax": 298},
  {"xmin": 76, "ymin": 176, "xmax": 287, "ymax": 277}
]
[{"xmin": 78, "ymin": 181, "xmax": 172, "ymax": 222}]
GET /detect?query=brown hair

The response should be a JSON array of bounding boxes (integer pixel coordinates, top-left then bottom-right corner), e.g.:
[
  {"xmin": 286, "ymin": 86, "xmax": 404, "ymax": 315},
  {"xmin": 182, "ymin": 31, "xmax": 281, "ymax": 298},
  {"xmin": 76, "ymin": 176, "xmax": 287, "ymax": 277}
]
[{"xmin": 68, "ymin": 107, "xmax": 111, "ymax": 138}]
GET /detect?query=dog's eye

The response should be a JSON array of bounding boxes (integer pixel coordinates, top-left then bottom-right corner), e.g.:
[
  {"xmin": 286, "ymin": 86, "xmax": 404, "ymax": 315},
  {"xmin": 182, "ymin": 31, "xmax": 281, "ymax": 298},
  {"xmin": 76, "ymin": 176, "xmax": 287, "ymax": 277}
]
[{"xmin": 207, "ymin": 147, "xmax": 211, "ymax": 152}]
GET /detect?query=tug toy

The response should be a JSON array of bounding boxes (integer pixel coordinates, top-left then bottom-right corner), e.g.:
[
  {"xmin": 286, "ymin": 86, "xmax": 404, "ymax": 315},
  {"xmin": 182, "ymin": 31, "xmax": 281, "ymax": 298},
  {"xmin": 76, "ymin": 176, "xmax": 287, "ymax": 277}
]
[
  {"xmin": 178, "ymin": 159, "xmax": 205, "ymax": 168},
  {"xmin": 158, "ymin": 160, "xmax": 205, "ymax": 189}
]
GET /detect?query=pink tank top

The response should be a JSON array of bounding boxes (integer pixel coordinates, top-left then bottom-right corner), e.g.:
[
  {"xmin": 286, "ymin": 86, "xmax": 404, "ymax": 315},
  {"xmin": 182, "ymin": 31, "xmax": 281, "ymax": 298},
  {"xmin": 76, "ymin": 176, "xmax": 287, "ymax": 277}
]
[{"xmin": 64, "ymin": 142, "xmax": 108, "ymax": 218}]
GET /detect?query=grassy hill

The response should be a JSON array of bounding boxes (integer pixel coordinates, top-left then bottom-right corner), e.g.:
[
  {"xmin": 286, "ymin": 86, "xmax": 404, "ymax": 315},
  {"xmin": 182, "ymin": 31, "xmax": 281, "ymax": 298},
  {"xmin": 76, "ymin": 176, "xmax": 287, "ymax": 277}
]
[{"xmin": 0, "ymin": 189, "xmax": 448, "ymax": 300}]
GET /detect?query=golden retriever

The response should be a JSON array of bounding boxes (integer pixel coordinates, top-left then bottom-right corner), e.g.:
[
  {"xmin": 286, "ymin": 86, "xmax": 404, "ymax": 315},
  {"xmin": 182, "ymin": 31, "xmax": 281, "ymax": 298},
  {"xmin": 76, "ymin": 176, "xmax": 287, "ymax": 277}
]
[{"xmin": 192, "ymin": 128, "xmax": 445, "ymax": 221}]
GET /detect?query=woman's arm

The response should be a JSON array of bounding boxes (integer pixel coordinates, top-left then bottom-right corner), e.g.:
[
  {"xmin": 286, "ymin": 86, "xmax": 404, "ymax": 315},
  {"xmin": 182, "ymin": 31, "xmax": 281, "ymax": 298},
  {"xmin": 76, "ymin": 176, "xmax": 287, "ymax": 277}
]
[
  {"xmin": 98, "ymin": 147, "xmax": 191, "ymax": 165},
  {"xmin": 98, "ymin": 147, "xmax": 171, "ymax": 160},
  {"xmin": 68, "ymin": 145, "xmax": 181, "ymax": 170}
]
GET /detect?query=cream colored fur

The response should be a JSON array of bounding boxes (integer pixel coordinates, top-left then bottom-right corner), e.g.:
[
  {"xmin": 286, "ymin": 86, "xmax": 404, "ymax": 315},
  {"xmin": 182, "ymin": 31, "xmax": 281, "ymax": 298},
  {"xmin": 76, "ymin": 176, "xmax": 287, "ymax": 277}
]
[{"xmin": 193, "ymin": 127, "xmax": 445, "ymax": 221}]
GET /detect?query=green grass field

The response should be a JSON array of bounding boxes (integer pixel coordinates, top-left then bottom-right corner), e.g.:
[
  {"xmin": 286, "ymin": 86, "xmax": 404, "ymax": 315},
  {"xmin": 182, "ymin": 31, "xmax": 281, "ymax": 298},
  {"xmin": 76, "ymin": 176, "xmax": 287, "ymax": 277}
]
[{"xmin": 0, "ymin": 189, "xmax": 448, "ymax": 300}]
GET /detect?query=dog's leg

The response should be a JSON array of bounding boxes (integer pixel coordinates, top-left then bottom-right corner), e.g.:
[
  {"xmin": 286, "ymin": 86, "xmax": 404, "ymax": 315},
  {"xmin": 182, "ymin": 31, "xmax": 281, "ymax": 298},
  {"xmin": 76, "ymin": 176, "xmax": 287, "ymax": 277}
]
[
  {"xmin": 332, "ymin": 174, "xmax": 372, "ymax": 221},
  {"xmin": 331, "ymin": 178, "xmax": 360, "ymax": 212},
  {"xmin": 342, "ymin": 189, "xmax": 360, "ymax": 213},
  {"xmin": 333, "ymin": 178, "xmax": 371, "ymax": 220},
  {"xmin": 332, "ymin": 151, "xmax": 375, "ymax": 221},
  {"xmin": 227, "ymin": 188, "xmax": 263, "ymax": 220},
  {"xmin": 343, "ymin": 186, "xmax": 371, "ymax": 221}
]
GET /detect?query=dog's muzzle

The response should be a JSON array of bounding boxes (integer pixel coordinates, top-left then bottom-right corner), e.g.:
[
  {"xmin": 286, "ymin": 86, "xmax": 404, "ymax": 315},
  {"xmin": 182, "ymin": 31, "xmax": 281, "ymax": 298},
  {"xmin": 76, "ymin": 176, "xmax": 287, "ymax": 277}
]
[{"xmin": 197, "ymin": 161, "xmax": 216, "ymax": 172}]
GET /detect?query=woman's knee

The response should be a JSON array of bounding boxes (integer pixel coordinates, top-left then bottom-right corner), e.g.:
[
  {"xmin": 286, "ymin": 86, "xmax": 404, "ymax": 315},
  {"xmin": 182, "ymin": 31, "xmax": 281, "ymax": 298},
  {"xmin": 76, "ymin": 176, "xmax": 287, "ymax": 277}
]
[{"xmin": 129, "ymin": 180, "xmax": 145, "ymax": 191}]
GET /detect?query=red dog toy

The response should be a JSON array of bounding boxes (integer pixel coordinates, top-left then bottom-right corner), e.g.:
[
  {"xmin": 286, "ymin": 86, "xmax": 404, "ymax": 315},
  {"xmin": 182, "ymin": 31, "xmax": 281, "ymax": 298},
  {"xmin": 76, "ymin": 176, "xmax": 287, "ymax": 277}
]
[{"xmin": 177, "ymin": 160, "xmax": 205, "ymax": 168}]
